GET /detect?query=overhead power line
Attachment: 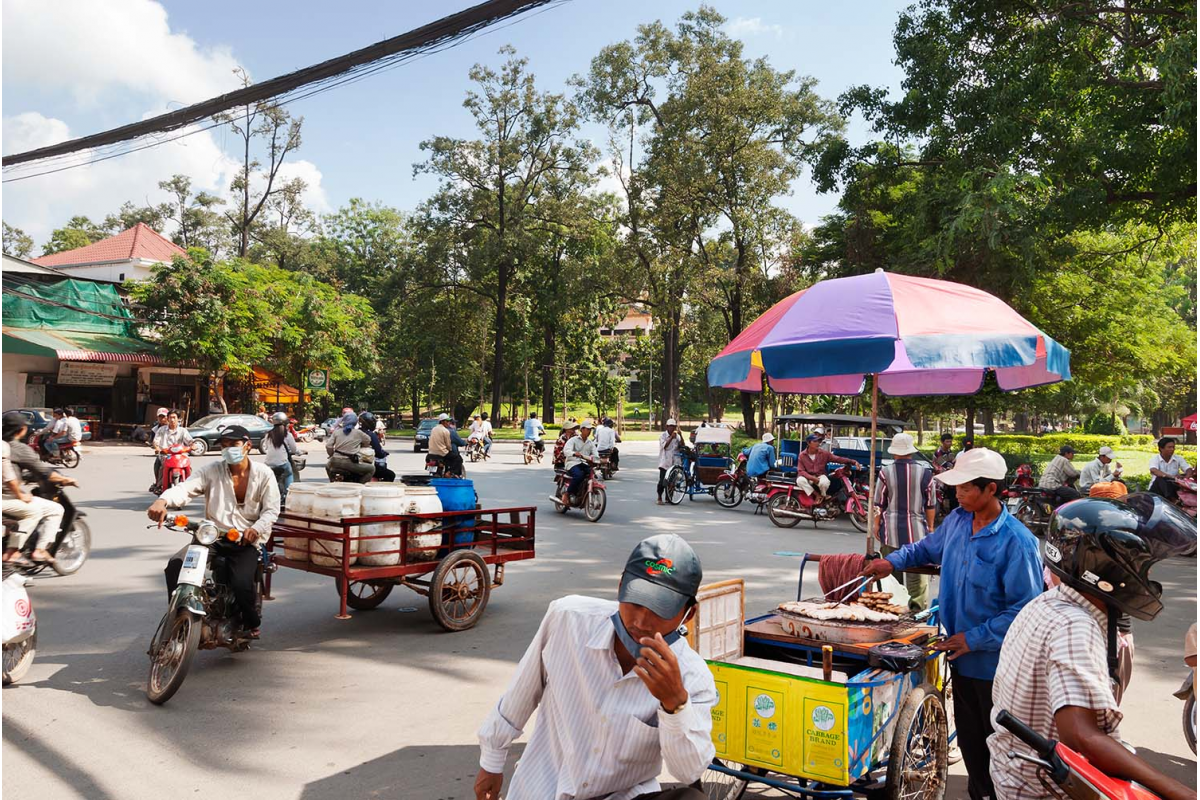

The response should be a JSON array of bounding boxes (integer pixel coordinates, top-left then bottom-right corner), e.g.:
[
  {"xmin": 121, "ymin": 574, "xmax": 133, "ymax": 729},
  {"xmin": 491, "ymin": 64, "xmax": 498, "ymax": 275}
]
[{"xmin": 1, "ymin": 0, "xmax": 554, "ymax": 169}]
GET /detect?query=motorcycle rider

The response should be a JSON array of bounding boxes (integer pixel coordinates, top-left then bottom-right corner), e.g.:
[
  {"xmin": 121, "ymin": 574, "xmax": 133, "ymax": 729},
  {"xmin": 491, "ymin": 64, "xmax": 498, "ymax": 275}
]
[
  {"xmin": 148, "ymin": 425, "xmax": 279, "ymax": 639},
  {"xmin": 151, "ymin": 410, "xmax": 193, "ymax": 492},
  {"xmin": 1038, "ymin": 444, "xmax": 1081, "ymax": 505},
  {"xmin": 38, "ymin": 408, "xmax": 68, "ymax": 455},
  {"xmin": 1149, "ymin": 436, "xmax": 1191, "ymax": 504},
  {"xmin": 429, "ymin": 413, "xmax": 466, "ymax": 478},
  {"xmin": 359, "ymin": 412, "xmax": 394, "ymax": 482},
  {"xmin": 796, "ymin": 435, "xmax": 858, "ymax": 499},
  {"xmin": 325, "ymin": 411, "xmax": 375, "ymax": 483},
  {"xmin": 472, "ymin": 412, "xmax": 493, "ymax": 458},
  {"xmin": 263, "ymin": 411, "xmax": 300, "ymax": 504},
  {"xmin": 988, "ymin": 495, "xmax": 1196, "ymax": 800},
  {"xmin": 745, "ymin": 433, "xmax": 777, "ymax": 480},
  {"xmin": 553, "ymin": 421, "xmax": 579, "ymax": 470},
  {"xmin": 522, "ymin": 412, "xmax": 546, "ymax": 456},
  {"xmin": 561, "ymin": 420, "xmax": 599, "ymax": 506},
  {"xmin": 2, "ymin": 412, "xmax": 74, "ymax": 564},
  {"xmin": 1079, "ymin": 445, "xmax": 1123, "ymax": 494},
  {"xmin": 933, "ymin": 432, "xmax": 956, "ymax": 469},
  {"xmin": 596, "ymin": 417, "xmax": 621, "ymax": 470}
]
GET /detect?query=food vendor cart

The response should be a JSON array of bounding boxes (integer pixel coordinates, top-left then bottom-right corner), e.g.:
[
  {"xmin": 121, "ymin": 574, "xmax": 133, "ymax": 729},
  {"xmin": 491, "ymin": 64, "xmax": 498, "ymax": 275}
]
[{"xmin": 692, "ymin": 560, "xmax": 950, "ymax": 799}]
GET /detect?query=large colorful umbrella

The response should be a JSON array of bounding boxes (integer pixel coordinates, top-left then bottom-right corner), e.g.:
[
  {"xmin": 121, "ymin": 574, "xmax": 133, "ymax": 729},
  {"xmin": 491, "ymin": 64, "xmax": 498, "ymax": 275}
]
[{"xmin": 707, "ymin": 269, "xmax": 1071, "ymax": 551}]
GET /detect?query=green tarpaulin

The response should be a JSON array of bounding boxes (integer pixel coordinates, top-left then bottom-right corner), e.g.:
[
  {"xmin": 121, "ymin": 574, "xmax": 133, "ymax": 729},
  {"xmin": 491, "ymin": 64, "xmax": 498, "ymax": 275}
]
[{"xmin": 2, "ymin": 278, "xmax": 138, "ymax": 336}]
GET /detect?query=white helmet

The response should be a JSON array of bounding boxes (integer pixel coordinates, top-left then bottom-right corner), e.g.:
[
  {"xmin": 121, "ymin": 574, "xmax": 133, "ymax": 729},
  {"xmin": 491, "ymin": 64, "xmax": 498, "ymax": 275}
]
[{"xmin": 763, "ymin": 433, "xmax": 775, "ymax": 443}]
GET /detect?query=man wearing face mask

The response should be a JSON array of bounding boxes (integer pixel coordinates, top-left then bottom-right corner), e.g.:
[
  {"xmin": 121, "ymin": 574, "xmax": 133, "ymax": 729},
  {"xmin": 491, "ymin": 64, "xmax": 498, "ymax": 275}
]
[
  {"xmin": 147, "ymin": 425, "xmax": 279, "ymax": 638},
  {"xmin": 475, "ymin": 534, "xmax": 716, "ymax": 800}
]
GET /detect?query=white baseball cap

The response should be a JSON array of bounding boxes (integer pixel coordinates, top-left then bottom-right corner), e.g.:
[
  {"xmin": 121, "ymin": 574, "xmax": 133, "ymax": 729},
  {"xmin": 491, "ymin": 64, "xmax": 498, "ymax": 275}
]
[
  {"xmin": 814, "ymin": 426, "xmax": 826, "ymax": 435},
  {"xmin": 763, "ymin": 433, "xmax": 776, "ymax": 443},
  {"xmin": 580, "ymin": 419, "xmax": 594, "ymax": 429},
  {"xmin": 156, "ymin": 407, "xmax": 169, "ymax": 417},
  {"xmin": 437, "ymin": 413, "xmax": 450, "ymax": 422},
  {"xmin": 1098, "ymin": 446, "xmax": 1116, "ymax": 458},
  {"xmin": 934, "ymin": 447, "xmax": 1007, "ymax": 485},
  {"xmin": 887, "ymin": 432, "xmax": 919, "ymax": 456},
  {"xmin": 666, "ymin": 418, "xmax": 677, "ymax": 427}
]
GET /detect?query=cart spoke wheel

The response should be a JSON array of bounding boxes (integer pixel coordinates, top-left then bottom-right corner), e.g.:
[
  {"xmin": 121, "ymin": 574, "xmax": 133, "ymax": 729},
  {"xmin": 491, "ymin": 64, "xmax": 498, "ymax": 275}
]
[
  {"xmin": 886, "ymin": 683, "xmax": 949, "ymax": 800},
  {"xmin": 429, "ymin": 550, "xmax": 491, "ymax": 632},
  {"xmin": 703, "ymin": 759, "xmax": 749, "ymax": 800},
  {"xmin": 342, "ymin": 580, "xmax": 394, "ymax": 611}
]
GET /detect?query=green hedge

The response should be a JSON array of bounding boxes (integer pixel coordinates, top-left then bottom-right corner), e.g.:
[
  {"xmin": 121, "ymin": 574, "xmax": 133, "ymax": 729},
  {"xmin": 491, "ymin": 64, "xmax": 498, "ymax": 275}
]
[{"xmin": 969, "ymin": 433, "xmax": 1122, "ymax": 454}]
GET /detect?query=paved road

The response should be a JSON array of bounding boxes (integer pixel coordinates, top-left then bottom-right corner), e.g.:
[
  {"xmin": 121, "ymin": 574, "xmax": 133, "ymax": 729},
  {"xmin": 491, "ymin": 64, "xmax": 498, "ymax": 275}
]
[{"xmin": 3, "ymin": 440, "xmax": 1195, "ymax": 799}]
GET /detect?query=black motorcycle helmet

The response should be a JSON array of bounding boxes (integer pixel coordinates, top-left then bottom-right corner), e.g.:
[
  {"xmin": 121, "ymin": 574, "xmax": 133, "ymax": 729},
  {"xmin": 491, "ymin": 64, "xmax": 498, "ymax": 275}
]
[
  {"xmin": 358, "ymin": 411, "xmax": 376, "ymax": 431},
  {"xmin": 2, "ymin": 411, "xmax": 28, "ymax": 442},
  {"xmin": 1045, "ymin": 495, "xmax": 1196, "ymax": 621}
]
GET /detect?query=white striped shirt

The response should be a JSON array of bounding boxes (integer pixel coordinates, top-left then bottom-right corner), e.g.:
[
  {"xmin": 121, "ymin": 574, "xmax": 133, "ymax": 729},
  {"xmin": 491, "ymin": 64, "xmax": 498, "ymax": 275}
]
[
  {"xmin": 478, "ymin": 595, "xmax": 717, "ymax": 800},
  {"xmin": 988, "ymin": 585, "xmax": 1122, "ymax": 799}
]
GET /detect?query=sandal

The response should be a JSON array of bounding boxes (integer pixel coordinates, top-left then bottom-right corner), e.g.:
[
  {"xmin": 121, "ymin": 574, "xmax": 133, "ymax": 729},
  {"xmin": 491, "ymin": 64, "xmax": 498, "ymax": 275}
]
[
  {"xmin": 248, "ymin": 628, "xmax": 261, "ymax": 639},
  {"xmin": 30, "ymin": 550, "xmax": 55, "ymax": 564}
]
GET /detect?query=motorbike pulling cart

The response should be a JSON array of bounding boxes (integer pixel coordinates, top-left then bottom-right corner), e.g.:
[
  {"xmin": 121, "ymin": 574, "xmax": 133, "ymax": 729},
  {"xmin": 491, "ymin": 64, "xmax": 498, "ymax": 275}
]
[{"xmin": 691, "ymin": 564, "xmax": 950, "ymax": 800}]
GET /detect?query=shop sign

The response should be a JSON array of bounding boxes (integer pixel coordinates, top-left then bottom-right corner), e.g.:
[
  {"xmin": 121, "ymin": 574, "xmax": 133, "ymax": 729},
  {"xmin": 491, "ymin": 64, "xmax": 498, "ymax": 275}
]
[
  {"xmin": 57, "ymin": 362, "xmax": 119, "ymax": 387},
  {"xmin": 305, "ymin": 369, "xmax": 329, "ymax": 391}
]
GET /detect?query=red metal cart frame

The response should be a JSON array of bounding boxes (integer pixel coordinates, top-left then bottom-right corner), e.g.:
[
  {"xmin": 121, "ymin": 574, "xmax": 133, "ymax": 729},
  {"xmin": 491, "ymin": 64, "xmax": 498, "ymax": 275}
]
[{"xmin": 267, "ymin": 505, "xmax": 536, "ymax": 630}]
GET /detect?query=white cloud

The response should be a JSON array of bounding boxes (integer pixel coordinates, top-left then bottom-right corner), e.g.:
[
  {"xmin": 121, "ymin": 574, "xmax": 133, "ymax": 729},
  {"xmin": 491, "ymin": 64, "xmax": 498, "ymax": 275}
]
[
  {"xmin": 726, "ymin": 17, "xmax": 786, "ymax": 39},
  {"xmin": 1, "ymin": 0, "xmax": 331, "ymax": 251},
  {"xmin": 2, "ymin": 0, "xmax": 241, "ymax": 110}
]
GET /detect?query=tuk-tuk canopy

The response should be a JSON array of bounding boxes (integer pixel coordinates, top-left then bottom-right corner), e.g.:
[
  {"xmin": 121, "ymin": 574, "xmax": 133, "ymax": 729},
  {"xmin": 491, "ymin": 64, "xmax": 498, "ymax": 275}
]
[
  {"xmin": 774, "ymin": 413, "xmax": 910, "ymax": 435},
  {"xmin": 694, "ymin": 424, "xmax": 734, "ymax": 445}
]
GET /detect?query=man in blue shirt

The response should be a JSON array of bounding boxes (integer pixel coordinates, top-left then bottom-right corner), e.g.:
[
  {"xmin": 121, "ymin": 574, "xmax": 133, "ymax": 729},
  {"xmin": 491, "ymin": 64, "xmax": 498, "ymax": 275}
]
[
  {"xmin": 523, "ymin": 412, "xmax": 546, "ymax": 456},
  {"xmin": 862, "ymin": 447, "xmax": 1041, "ymax": 800},
  {"xmin": 745, "ymin": 433, "xmax": 777, "ymax": 479}
]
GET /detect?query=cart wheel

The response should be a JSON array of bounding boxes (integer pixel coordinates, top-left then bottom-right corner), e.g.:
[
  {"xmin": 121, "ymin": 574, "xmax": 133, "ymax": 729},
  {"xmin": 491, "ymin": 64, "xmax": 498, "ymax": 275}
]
[
  {"xmin": 885, "ymin": 682, "xmax": 949, "ymax": 800},
  {"xmin": 429, "ymin": 550, "xmax": 491, "ymax": 632},
  {"xmin": 341, "ymin": 580, "xmax": 394, "ymax": 611},
  {"xmin": 665, "ymin": 467, "xmax": 687, "ymax": 505},
  {"xmin": 714, "ymin": 479, "xmax": 743, "ymax": 509},
  {"xmin": 703, "ymin": 759, "xmax": 749, "ymax": 800},
  {"xmin": 766, "ymin": 493, "xmax": 802, "ymax": 528}
]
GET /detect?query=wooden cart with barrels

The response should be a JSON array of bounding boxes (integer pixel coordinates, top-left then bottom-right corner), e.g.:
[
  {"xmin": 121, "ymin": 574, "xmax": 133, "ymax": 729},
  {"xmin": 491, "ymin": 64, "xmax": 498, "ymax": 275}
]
[
  {"xmin": 695, "ymin": 556, "xmax": 951, "ymax": 800},
  {"xmin": 266, "ymin": 505, "xmax": 535, "ymax": 631}
]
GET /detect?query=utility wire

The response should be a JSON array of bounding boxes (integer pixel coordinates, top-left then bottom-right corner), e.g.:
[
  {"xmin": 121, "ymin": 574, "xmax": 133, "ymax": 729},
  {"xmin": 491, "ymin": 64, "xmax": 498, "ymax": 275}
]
[{"xmin": 2, "ymin": 0, "xmax": 556, "ymax": 169}]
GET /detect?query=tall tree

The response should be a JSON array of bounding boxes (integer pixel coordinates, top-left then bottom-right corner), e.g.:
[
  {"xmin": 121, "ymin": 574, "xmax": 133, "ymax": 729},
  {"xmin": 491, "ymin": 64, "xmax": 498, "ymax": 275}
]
[
  {"xmin": 159, "ymin": 174, "xmax": 229, "ymax": 255},
  {"xmin": 40, "ymin": 216, "xmax": 107, "ymax": 256},
  {"xmin": 214, "ymin": 67, "xmax": 304, "ymax": 258},
  {"xmin": 417, "ymin": 46, "xmax": 591, "ymax": 422},
  {"xmin": 2, "ymin": 222, "xmax": 33, "ymax": 258},
  {"xmin": 102, "ymin": 200, "xmax": 171, "ymax": 234}
]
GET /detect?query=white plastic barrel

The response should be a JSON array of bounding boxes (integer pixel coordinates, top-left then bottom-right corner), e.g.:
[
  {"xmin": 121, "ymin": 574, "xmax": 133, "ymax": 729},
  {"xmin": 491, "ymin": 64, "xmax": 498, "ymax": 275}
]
[
  {"xmin": 281, "ymin": 483, "xmax": 318, "ymax": 563},
  {"xmin": 311, "ymin": 484, "xmax": 363, "ymax": 567},
  {"xmin": 358, "ymin": 484, "xmax": 406, "ymax": 566},
  {"xmin": 403, "ymin": 486, "xmax": 443, "ymax": 562}
]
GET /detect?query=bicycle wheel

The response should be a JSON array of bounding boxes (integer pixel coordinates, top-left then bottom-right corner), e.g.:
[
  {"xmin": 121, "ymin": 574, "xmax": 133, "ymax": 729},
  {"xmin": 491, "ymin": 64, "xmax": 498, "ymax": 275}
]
[{"xmin": 665, "ymin": 467, "xmax": 688, "ymax": 505}]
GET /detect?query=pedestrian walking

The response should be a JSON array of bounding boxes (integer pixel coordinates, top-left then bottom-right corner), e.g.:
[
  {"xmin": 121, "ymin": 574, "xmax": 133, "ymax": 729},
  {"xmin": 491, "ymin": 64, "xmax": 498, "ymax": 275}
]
[{"xmin": 656, "ymin": 419, "xmax": 682, "ymax": 505}]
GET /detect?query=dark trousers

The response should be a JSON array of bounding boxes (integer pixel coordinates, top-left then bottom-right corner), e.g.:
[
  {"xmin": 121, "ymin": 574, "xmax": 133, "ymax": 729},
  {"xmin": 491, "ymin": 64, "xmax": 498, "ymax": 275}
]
[
  {"xmin": 1051, "ymin": 485, "xmax": 1081, "ymax": 505},
  {"xmin": 1150, "ymin": 478, "xmax": 1179, "ymax": 503},
  {"xmin": 373, "ymin": 463, "xmax": 396, "ymax": 482},
  {"xmin": 657, "ymin": 467, "xmax": 669, "ymax": 499},
  {"xmin": 632, "ymin": 785, "xmax": 704, "ymax": 799},
  {"xmin": 567, "ymin": 464, "xmax": 591, "ymax": 497},
  {"xmin": 601, "ymin": 447, "xmax": 619, "ymax": 467},
  {"xmin": 165, "ymin": 542, "xmax": 261, "ymax": 629},
  {"xmin": 444, "ymin": 451, "xmax": 464, "ymax": 477},
  {"xmin": 153, "ymin": 453, "xmax": 164, "ymax": 487},
  {"xmin": 951, "ymin": 671, "xmax": 996, "ymax": 800}
]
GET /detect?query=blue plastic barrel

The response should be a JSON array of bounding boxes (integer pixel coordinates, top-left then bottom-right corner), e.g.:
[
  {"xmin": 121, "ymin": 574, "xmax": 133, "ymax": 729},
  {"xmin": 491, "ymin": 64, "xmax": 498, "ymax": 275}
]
[{"xmin": 430, "ymin": 477, "xmax": 476, "ymax": 550}]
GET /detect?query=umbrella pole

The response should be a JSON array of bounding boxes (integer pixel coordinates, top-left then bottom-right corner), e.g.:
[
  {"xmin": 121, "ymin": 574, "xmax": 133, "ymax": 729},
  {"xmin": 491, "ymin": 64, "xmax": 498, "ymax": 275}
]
[{"xmin": 866, "ymin": 375, "xmax": 879, "ymax": 556}]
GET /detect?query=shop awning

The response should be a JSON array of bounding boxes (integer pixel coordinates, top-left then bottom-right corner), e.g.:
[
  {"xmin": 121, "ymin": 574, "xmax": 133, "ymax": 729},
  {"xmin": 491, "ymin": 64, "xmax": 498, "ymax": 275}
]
[
  {"xmin": 252, "ymin": 367, "xmax": 301, "ymax": 404},
  {"xmin": 3, "ymin": 328, "xmax": 162, "ymax": 364}
]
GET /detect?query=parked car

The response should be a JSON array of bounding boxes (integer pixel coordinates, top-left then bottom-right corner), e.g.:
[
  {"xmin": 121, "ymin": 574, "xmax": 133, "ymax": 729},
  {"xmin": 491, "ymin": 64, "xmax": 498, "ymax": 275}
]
[
  {"xmin": 186, "ymin": 414, "xmax": 273, "ymax": 456},
  {"xmin": 413, "ymin": 418, "xmax": 438, "ymax": 452},
  {"xmin": 7, "ymin": 408, "xmax": 92, "ymax": 442}
]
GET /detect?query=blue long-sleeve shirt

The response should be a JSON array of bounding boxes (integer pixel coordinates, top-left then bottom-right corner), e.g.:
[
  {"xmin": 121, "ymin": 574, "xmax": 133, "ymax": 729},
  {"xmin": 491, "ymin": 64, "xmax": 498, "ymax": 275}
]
[
  {"xmin": 746, "ymin": 443, "xmax": 776, "ymax": 478},
  {"xmin": 450, "ymin": 428, "xmax": 467, "ymax": 453},
  {"xmin": 367, "ymin": 430, "xmax": 389, "ymax": 460},
  {"xmin": 885, "ymin": 505, "xmax": 1042, "ymax": 680}
]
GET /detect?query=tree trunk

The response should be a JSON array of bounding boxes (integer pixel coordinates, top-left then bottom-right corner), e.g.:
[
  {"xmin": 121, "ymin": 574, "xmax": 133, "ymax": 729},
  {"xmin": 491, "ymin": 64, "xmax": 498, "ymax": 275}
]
[
  {"xmin": 541, "ymin": 324, "xmax": 555, "ymax": 423},
  {"xmin": 411, "ymin": 384, "xmax": 420, "ymax": 427},
  {"xmin": 489, "ymin": 261, "xmax": 509, "ymax": 422},
  {"xmin": 660, "ymin": 311, "xmax": 683, "ymax": 427},
  {"xmin": 740, "ymin": 391, "xmax": 757, "ymax": 439},
  {"xmin": 965, "ymin": 402, "xmax": 976, "ymax": 441},
  {"xmin": 1014, "ymin": 412, "xmax": 1029, "ymax": 433},
  {"xmin": 914, "ymin": 411, "xmax": 924, "ymax": 445},
  {"xmin": 982, "ymin": 409, "xmax": 995, "ymax": 436}
]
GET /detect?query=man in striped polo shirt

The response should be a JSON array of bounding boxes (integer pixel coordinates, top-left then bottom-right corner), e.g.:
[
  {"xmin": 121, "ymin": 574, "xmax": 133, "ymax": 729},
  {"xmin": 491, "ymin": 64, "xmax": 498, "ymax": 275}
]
[{"xmin": 870, "ymin": 432, "xmax": 936, "ymax": 611}]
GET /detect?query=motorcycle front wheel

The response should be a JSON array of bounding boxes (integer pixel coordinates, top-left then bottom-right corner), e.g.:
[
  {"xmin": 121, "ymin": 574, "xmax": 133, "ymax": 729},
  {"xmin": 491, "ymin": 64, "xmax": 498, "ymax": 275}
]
[
  {"xmin": 849, "ymin": 501, "xmax": 869, "ymax": 533},
  {"xmin": 585, "ymin": 487, "xmax": 607, "ymax": 522},
  {"xmin": 767, "ymin": 493, "xmax": 802, "ymax": 529},
  {"xmin": 146, "ymin": 610, "xmax": 201, "ymax": 705},
  {"xmin": 2, "ymin": 631, "xmax": 36, "ymax": 685},
  {"xmin": 714, "ymin": 479, "xmax": 744, "ymax": 509},
  {"xmin": 51, "ymin": 517, "xmax": 91, "ymax": 576}
]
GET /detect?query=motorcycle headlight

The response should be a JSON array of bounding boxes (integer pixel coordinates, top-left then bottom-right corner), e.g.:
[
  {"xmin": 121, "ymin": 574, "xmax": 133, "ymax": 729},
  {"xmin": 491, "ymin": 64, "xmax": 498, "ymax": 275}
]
[{"xmin": 195, "ymin": 522, "xmax": 219, "ymax": 545}]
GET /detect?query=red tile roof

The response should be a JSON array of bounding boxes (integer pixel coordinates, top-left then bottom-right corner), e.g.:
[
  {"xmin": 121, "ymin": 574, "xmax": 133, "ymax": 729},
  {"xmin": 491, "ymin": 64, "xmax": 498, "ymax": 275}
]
[{"xmin": 33, "ymin": 223, "xmax": 187, "ymax": 268}]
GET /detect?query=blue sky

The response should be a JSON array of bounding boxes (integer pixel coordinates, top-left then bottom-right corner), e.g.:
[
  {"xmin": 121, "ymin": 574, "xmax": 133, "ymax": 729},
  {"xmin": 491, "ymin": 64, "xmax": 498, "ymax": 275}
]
[{"xmin": 2, "ymin": 0, "xmax": 910, "ymax": 245}]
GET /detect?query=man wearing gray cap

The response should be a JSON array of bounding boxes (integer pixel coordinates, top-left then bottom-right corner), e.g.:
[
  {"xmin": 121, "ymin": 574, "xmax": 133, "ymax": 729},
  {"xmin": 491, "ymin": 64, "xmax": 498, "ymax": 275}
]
[{"xmin": 475, "ymin": 534, "xmax": 716, "ymax": 800}]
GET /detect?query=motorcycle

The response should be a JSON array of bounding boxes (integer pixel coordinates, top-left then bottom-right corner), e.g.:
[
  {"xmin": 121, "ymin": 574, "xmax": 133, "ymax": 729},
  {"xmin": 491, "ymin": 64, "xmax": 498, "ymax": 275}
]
[
  {"xmin": 760, "ymin": 464, "xmax": 870, "ymax": 532},
  {"xmin": 550, "ymin": 464, "xmax": 607, "ymax": 522},
  {"xmin": 2, "ymin": 570, "xmax": 36, "ymax": 684},
  {"xmin": 522, "ymin": 439, "xmax": 544, "ymax": 465},
  {"xmin": 2, "ymin": 482, "xmax": 91, "ymax": 577},
  {"xmin": 145, "ymin": 516, "xmax": 271, "ymax": 705},
  {"xmin": 424, "ymin": 454, "xmax": 464, "ymax": 479},
  {"xmin": 153, "ymin": 443, "xmax": 193, "ymax": 495},
  {"xmin": 1172, "ymin": 474, "xmax": 1197, "ymax": 520},
  {"xmin": 597, "ymin": 449, "xmax": 617, "ymax": 480},
  {"xmin": 33, "ymin": 435, "xmax": 80, "ymax": 469},
  {"xmin": 1012, "ymin": 486, "xmax": 1064, "ymax": 535},
  {"xmin": 1175, "ymin": 670, "xmax": 1196, "ymax": 755},
  {"xmin": 466, "ymin": 437, "xmax": 489, "ymax": 463},
  {"xmin": 995, "ymin": 709, "xmax": 1159, "ymax": 799},
  {"xmin": 714, "ymin": 451, "xmax": 753, "ymax": 509}
]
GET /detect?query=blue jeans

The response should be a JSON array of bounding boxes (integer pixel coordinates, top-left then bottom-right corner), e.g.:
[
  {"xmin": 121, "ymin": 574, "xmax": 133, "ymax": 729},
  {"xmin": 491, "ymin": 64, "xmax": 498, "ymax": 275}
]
[
  {"xmin": 45, "ymin": 435, "xmax": 73, "ymax": 455},
  {"xmin": 567, "ymin": 464, "xmax": 591, "ymax": 498},
  {"xmin": 270, "ymin": 462, "xmax": 293, "ymax": 505}
]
